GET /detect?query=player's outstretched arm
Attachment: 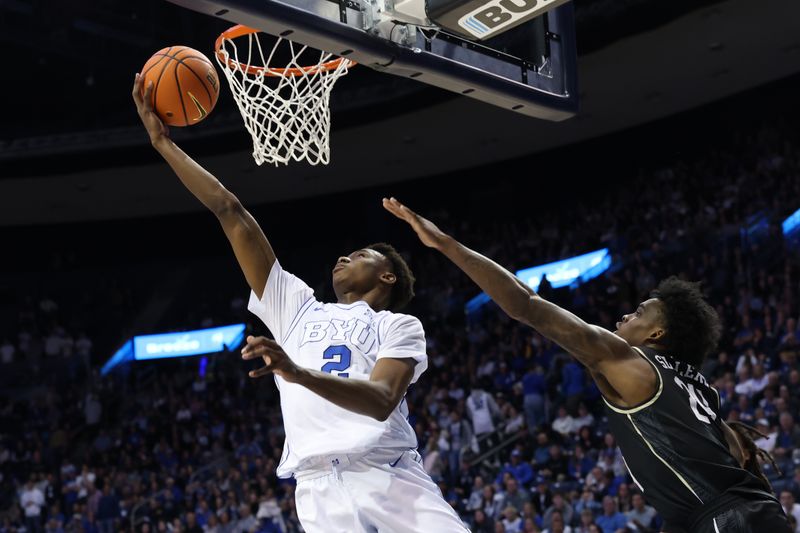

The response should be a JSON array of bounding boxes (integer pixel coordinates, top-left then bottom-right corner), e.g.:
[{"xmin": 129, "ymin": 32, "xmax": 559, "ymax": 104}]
[
  {"xmin": 383, "ymin": 198, "xmax": 655, "ymax": 405},
  {"xmin": 382, "ymin": 198, "xmax": 628, "ymax": 367},
  {"xmin": 132, "ymin": 73, "xmax": 276, "ymax": 297},
  {"xmin": 241, "ymin": 336, "xmax": 414, "ymax": 421}
]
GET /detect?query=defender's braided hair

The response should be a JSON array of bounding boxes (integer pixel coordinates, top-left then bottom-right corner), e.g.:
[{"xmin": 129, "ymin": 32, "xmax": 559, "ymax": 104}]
[{"xmin": 727, "ymin": 421, "xmax": 781, "ymax": 491}]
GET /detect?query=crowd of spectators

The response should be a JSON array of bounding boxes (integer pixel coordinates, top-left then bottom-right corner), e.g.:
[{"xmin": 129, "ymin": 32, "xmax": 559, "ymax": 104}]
[{"xmin": 2, "ymin": 120, "xmax": 800, "ymax": 533}]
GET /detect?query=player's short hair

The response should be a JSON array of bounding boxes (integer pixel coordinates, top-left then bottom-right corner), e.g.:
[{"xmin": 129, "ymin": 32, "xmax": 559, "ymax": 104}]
[
  {"xmin": 367, "ymin": 242, "xmax": 415, "ymax": 311},
  {"xmin": 650, "ymin": 277, "xmax": 721, "ymax": 367}
]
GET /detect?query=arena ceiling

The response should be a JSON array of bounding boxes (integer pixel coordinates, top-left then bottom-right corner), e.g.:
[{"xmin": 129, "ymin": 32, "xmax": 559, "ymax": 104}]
[{"xmin": 1, "ymin": 0, "xmax": 799, "ymax": 225}]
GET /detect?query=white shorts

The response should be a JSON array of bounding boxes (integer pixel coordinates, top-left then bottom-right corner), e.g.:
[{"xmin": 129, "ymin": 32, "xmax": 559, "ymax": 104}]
[{"xmin": 293, "ymin": 449, "xmax": 470, "ymax": 533}]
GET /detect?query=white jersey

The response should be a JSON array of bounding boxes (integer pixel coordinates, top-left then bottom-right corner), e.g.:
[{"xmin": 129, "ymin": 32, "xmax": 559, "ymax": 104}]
[
  {"xmin": 248, "ymin": 261, "xmax": 428, "ymax": 478},
  {"xmin": 466, "ymin": 390, "xmax": 498, "ymax": 435}
]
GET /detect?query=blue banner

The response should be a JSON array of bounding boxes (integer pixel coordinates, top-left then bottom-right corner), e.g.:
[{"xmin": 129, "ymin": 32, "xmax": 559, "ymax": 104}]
[
  {"xmin": 101, "ymin": 340, "xmax": 133, "ymax": 376},
  {"xmin": 516, "ymin": 248, "xmax": 611, "ymax": 291},
  {"xmin": 134, "ymin": 324, "xmax": 246, "ymax": 360},
  {"xmin": 466, "ymin": 248, "xmax": 611, "ymax": 314},
  {"xmin": 783, "ymin": 207, "xmax": 800, "ymax": 235},
  {"xmin": 101, "ymin": 324, "xmax": 246, "ymax": 375}
]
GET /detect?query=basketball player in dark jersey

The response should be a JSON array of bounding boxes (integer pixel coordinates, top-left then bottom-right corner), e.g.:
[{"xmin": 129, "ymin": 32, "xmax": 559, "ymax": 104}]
[{"xmin": 384, "ymin": 198, "xmax": 792, "ymax": 533}]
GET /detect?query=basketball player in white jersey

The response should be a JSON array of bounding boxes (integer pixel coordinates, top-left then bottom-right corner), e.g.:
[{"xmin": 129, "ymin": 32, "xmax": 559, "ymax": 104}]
[{"xmin": 132, "ymin": 74, "xmax": 468, "ymax": 533}]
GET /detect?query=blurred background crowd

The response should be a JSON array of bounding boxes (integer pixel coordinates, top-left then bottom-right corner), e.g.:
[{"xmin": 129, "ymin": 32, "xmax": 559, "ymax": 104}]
[{"xmin": 2, "ymin": 91, "xmax": 800, "ymax": 533}]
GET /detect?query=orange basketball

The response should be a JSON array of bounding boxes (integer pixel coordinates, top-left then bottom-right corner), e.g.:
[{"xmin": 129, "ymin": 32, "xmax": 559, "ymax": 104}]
[{"xmin": 140, "ymin": 46, "xmax": 220, "ymax": 127}]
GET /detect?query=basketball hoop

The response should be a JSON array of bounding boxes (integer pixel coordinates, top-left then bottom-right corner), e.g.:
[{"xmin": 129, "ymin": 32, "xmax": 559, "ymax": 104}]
[{"xmin": 215, "ymin": 25, "xmax": 355, "ymax": 166}]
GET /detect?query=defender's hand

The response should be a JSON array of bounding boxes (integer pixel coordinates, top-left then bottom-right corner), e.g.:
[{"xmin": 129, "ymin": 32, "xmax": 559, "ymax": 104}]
[
  {"xmin": 241, "ymin": 336, "xmax": 301, "ymax": 382},
  {"xmin": 382, "ymin": 197, "xmax": 451, "ymax": 250},
  {"xmin": 132, "ymin": 73, "xmax": 170, "ymax": 144}
]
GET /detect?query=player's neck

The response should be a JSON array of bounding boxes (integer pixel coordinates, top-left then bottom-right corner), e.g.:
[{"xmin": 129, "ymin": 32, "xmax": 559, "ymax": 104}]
[
  {"xmin": 336, "ymin": 289, "xmax": 389, "ymax": 311},
  {"xmin": 641, "ymin": 340, "xmax": 667, "ymax": 352}
]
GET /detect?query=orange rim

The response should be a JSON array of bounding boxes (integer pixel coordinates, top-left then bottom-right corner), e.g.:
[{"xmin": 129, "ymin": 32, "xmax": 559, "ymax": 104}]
[{"xmin": 215, "ymin": 24, "xmax": 355, "ymax": 77}]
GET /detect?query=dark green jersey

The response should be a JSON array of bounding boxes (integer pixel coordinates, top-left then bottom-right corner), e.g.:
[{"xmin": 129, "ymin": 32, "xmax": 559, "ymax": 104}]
[{"xmin": 604, "ymin": 346, "xmax": 773, "ymax": 526}]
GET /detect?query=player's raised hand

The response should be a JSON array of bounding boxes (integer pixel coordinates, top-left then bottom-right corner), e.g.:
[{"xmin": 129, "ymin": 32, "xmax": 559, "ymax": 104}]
[
  {"xmin": 132, "ymin": 73, "xmax": 170, "ymax": 144},
  {"xmin": 382, "ymin": 197, "xmax": 451, "ymax": 250},
  {"xmin": 241, "ymin": 335, "xmax": 300, "ymax": 382}
]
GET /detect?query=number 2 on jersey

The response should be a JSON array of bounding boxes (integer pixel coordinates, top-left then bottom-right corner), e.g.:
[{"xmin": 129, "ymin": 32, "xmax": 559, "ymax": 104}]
[
  {"xmin": 674, "ymin": 376, "xmax": 716, "ymax": 424},
  {"xmin": 321, "ymin": 344, "xmax": 351, "ymax": 377}
]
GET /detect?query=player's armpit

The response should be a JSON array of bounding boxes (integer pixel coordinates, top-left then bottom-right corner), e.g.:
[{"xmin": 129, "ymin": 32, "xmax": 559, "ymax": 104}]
[{"xmin": 581, "ymin": 347, "xmax": 659, "ymax": 409}]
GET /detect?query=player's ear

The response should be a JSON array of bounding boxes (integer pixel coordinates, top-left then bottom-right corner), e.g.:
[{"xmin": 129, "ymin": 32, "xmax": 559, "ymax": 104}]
[
  {"xmin": 648, "ymin": 327, "xmax": 665, "ymax": 342},
  {"xmin": 648, "ymin": 301, "xmax": 667, "ymax": 342},
  {"xmin": 380, "ymin": 271, "xmax": 397, "ymax": 286}
]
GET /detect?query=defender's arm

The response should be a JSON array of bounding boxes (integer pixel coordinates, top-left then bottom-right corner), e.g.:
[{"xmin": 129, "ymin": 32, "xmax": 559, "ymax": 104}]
[
  {"xmin": 384, "ymin": 198, "xmax": 655, "ymax": 405},
  {"xmin": 383, "ymin": 198, "xmax": 633, "ymax": 370}
]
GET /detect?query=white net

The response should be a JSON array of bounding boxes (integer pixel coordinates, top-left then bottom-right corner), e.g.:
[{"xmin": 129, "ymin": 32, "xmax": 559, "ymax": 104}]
[{"xmin": 216, "ymin": 27, "xmax": 354, "ymax": 166}]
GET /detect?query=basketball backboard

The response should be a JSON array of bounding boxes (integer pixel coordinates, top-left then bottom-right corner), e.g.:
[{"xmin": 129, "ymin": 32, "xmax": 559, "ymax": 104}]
[{"xmin": 166, "ymin": 0, "xmax": 577, "ymax": 120}]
